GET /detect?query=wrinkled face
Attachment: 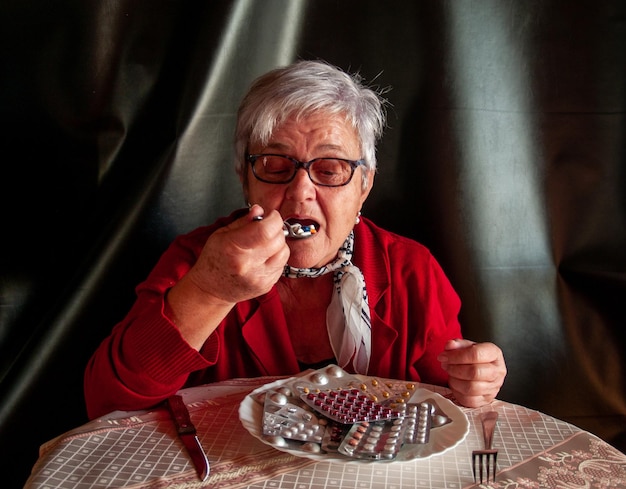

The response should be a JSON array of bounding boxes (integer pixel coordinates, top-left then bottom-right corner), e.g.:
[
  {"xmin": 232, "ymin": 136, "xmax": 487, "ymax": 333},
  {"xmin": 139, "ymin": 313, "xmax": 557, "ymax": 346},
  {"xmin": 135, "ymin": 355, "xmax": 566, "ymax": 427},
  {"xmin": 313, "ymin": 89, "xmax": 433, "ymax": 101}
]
[{"xmin": 243, "ymin": 112, "xmax": 374, "ymax": 269}]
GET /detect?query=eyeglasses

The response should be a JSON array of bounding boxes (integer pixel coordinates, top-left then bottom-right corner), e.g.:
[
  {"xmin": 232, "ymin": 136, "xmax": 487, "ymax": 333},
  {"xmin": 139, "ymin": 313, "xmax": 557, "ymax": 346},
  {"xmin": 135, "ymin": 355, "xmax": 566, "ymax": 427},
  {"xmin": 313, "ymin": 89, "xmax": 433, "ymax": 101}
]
[{"xmin": 246, "ymin": 154, "xmax": 365, "ymax": 187}]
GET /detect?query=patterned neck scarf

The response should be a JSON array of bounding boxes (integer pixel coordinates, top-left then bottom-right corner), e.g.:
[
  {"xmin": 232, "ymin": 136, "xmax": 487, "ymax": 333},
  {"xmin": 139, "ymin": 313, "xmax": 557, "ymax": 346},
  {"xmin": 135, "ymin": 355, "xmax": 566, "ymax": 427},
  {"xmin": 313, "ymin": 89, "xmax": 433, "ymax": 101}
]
[{"xmin": 282, "ymin": 232, "xmax": 372, "ymax": 374}]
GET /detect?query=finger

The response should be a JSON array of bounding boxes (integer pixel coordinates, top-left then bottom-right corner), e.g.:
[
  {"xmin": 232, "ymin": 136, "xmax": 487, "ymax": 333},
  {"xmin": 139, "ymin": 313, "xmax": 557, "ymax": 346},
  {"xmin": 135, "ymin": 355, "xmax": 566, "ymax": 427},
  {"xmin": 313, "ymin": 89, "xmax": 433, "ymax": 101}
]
[
  {"xmin": 264, "ymin": 250, "xmax": 288, "ymax": 272},
  {"xmin": 247, "ymin": 203, "xmax": 265, "ymax": 221},
  {"xmin": 242, "ymin": 209, "xmax": 290, "ymax": 268},
  {"xmin": 221, "ymin": 208, "xmax": 285, "ymax": 249},
  {"xmin": 443, "ymin": 361, "xmax": 505, "ymax": 383},
  {"xmin": 225, "ymin": 204, "xmax": 266, "ymax": 230},
  {"xmin": 439, "ymin": 341, "xmax": 503, "ymax": 366},
  {"xmin": 447, "ymin": 377, "xmax": 501, "ymax": 407},
  {"xmin": 249, "ymin": 212, "xmax": 288, "ymax": 251},
  {"xmin": 450, "ymin": 391, "xmax": 498, "ymax": 408},
  {"xmin": 437, "ymin": 339, "xmax": 475, "ymax": 366},
  {"xmin": 443, "ymin": 338, "xmax": 475, "ymax": 351}
]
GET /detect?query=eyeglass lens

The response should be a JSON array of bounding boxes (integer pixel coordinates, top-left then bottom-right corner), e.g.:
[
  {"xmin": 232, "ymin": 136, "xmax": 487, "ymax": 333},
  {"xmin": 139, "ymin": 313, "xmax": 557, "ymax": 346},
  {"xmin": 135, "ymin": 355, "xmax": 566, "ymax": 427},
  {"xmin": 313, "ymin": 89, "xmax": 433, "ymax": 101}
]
[{"xmin": 252, "ymin": 155, "xmax": 355, "ymax": 186}]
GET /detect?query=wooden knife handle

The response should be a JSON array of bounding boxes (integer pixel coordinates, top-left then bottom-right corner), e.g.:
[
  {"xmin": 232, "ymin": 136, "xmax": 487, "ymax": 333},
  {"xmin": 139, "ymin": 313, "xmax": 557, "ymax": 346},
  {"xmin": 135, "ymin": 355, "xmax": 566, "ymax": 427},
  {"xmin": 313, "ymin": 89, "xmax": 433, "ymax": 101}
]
[{"xmin": 166, "ymin": 395, "xmax": 197, "ymax": 435}]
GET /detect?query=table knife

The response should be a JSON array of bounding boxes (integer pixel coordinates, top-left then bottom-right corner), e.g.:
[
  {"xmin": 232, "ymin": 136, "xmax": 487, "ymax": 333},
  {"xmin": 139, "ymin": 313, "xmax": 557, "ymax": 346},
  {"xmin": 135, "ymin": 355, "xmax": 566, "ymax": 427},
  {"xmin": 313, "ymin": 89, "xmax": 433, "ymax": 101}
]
[{"xmin": 166, "ymin": 394, "xmax": 210, "ymax": 481}]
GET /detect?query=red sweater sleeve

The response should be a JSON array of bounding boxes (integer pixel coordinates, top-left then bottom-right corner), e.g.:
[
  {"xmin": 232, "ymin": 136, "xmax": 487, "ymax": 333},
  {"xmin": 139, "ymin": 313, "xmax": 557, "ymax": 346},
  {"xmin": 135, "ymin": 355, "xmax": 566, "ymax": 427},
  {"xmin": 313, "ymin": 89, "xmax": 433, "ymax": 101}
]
[{"xmin": 84, "ymin": 216, "xmax": 237, "ymax": 419}]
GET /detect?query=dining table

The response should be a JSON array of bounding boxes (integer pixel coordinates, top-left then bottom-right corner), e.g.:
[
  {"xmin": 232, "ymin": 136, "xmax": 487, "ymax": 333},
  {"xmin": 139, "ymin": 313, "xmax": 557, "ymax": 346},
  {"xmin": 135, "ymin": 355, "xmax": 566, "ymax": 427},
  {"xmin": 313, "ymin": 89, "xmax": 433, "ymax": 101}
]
[{"xmin": 24, "ymin": 373, "xmax": 626, "ymax": 489}]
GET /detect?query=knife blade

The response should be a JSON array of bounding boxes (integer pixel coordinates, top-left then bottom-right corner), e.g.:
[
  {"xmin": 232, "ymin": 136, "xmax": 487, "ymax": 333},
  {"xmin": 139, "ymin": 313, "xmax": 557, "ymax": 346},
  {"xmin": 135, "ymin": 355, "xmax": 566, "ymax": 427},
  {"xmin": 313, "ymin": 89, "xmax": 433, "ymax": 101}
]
[{"xmin": 166, "ymin": 395, "xmax": 210, "ymax": 481}]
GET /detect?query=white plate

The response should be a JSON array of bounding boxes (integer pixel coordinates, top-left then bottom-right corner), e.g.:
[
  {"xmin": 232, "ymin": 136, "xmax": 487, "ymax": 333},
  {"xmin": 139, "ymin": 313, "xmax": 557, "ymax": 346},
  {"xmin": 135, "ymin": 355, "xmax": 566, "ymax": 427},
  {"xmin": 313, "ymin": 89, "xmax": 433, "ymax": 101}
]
[{"xmin": 239, "ymin": 376, "xmax": 469, "ymax": 463}]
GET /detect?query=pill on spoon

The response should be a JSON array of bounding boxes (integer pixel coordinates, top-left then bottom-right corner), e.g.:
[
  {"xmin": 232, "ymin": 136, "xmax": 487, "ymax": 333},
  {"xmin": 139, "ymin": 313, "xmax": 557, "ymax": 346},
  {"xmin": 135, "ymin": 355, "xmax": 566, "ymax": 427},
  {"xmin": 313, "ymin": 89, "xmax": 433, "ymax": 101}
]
[
  {"xmin": 284, "ymin": 222, "xmax": 317, "ymax": 238},
  {"xmin": 251, "ymin": 215, "xmax": 316, "ymax": 238}
]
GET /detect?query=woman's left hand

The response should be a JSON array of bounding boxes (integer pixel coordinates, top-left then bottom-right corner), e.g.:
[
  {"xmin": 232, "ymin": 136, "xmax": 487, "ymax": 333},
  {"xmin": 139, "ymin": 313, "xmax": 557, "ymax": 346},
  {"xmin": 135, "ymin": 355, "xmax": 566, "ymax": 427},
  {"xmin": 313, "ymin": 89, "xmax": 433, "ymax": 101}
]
[{"xmin": 437, "ymin": 339, "xmax": 507, "ymax": 407}]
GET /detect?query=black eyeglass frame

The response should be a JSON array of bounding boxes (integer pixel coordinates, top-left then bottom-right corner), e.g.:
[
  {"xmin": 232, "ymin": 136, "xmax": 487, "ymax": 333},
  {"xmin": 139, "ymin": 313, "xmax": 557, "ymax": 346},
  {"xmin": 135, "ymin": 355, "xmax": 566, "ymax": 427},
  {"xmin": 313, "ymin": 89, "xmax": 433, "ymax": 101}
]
[{"xmin": 246, "ymin": 153, "xmax": 366, "ymax": 187}]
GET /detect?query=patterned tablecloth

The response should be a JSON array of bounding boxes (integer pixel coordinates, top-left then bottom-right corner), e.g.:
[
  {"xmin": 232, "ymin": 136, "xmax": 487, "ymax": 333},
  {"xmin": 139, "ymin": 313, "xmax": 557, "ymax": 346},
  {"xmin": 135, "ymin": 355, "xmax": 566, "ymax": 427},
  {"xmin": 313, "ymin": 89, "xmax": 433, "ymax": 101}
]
[{"xmin": 24, "ymin": 377, "xmax": 626, "ymax": 489}]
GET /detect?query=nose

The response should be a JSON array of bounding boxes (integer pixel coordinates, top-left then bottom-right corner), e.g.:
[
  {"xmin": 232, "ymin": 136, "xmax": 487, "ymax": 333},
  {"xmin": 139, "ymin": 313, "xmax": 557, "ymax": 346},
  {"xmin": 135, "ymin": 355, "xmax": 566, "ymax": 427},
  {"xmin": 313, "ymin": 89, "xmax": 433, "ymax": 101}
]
[{"xmin": 285, "ymin": 168, "xmax": 316, "ymax": 201}]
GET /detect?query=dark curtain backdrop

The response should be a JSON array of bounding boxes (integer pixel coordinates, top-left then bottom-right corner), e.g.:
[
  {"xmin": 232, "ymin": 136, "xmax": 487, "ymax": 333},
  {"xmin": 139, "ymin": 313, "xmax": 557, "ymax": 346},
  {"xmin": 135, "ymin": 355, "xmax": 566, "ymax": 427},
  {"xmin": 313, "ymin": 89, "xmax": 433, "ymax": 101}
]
[{"xmin": 1, "ymin": 0, "xmax": 625, "ymax": 486}]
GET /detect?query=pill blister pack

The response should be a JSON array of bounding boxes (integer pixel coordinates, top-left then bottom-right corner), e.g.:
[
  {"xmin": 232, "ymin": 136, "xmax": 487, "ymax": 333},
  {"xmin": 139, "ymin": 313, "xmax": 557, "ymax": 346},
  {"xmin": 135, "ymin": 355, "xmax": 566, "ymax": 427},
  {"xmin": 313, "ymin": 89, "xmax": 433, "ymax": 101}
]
[
  {"xmin": 300, "ymin": 388, "xmax": 404, "ymax": 424},
  {"xmin": 262, "ymin": 389, "xmax": 325, "ymax": 442},
  {"xmin": 259, "ymin": 365, "xmax": 451, "ymax": 461}
]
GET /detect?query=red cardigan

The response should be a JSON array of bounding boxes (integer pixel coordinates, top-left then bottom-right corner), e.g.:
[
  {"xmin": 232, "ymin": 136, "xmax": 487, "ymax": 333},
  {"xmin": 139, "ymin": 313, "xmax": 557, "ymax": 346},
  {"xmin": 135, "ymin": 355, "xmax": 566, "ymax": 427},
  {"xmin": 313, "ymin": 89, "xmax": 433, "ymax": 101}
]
[{"xmin": 84, "ymin": 211, "xmax": 462, "ymax": 419}]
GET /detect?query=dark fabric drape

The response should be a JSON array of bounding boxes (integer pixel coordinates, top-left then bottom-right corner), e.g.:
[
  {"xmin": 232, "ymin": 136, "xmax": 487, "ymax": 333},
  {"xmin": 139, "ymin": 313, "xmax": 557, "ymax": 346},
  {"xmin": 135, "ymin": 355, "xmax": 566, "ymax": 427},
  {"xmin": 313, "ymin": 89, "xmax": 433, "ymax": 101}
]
[{"xmin": 1, "ymin": 1, "xmax": 624, "ymax": 485}]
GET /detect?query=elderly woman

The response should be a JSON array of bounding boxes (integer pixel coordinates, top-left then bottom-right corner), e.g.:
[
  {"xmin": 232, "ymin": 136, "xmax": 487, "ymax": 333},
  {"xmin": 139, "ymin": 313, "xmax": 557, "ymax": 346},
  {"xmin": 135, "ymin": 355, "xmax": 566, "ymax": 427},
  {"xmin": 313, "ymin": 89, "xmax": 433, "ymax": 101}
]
[{"xmin": 84, "ymin": 60, "xmax": 506, "ymax": 419}]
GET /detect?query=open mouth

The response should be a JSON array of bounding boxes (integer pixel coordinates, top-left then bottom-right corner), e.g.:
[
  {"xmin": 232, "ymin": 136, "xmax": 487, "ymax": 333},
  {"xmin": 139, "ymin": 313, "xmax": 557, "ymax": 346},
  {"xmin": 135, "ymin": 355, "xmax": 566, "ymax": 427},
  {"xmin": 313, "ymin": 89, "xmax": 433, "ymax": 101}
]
[{"xmin": 284, "ymin": 218, "xmax": 320, "ymax": 238}]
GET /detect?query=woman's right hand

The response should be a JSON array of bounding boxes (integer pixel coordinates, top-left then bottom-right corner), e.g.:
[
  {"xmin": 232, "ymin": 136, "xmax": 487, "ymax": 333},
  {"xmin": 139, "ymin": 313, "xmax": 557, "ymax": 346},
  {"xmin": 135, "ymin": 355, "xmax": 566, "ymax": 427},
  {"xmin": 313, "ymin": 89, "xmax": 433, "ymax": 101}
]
[
  {"xmin": 164, "ymin": 205, "xmax": 289, "ymax": 348},
  {"xmin": 189, "ymin": 205, "xmax": 289, "ymax": 303}
]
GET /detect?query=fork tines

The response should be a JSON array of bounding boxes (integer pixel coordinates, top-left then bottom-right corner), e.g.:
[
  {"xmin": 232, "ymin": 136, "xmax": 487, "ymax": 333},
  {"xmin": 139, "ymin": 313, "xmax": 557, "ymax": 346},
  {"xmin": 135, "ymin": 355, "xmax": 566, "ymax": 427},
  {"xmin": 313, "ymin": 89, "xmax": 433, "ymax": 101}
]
[{"xmin": 472, "ymin": 448, "xmax": 498, "ymax": 484}]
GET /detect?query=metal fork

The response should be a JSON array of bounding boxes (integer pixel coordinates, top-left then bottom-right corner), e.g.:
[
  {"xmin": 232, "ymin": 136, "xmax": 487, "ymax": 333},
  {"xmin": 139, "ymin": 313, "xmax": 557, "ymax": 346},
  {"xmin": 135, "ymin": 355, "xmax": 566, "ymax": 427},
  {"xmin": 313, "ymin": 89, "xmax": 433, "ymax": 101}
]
[{"xmin": 472, "ymin": 411, "xmax": 499, "ymax": 484}]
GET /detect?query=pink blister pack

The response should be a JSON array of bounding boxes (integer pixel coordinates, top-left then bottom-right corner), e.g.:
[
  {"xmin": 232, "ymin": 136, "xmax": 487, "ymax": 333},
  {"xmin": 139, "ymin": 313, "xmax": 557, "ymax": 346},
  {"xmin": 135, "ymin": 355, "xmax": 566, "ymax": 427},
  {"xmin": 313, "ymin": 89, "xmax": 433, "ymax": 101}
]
[{"xmin": 300, "ymin": 387, "xmax": 404, "ymax": 424}]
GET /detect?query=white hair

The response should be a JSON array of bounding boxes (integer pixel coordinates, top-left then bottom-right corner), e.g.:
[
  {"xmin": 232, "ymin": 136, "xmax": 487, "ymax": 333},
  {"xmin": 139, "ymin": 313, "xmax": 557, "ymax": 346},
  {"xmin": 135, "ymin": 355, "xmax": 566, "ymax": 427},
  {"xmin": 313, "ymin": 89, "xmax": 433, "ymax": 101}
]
[{"xmin": 234, "ymin": 60, "xmax": 388, "ymax": 189}]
